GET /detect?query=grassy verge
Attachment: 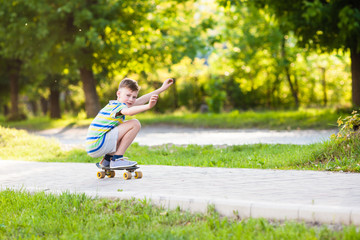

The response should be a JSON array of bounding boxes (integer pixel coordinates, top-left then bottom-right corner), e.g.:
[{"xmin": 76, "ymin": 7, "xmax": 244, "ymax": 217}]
[
  {"xmin": 0, "ymin": 108, "xmax": 345, "ymax": 130},
  {"xmin": 0, "ymin": 114, "xmax": 92, "ymax": 131},
  {"xmin": 137, "ymin": 108, "xmax": 341, "ymax": 130},
  {"xmin": 0, "ymin": 190, "xmax": 358, "ymax": 239},
  {"xmin": 1, "ymin": 126, "xmax": 359, "ymax": 172}
]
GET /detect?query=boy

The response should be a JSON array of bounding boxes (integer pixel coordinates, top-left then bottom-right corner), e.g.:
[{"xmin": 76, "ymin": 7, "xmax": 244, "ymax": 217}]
[{"xmin": 86, "ymin": 77, "xmax": 173, "ymax": 168}]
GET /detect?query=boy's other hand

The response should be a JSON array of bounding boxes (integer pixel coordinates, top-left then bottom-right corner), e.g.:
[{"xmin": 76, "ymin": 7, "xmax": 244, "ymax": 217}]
[
  {"xmin": 161, "ymin": 78, "xmax": 174, "ymax": 91},
  {"xmin": 148, "ymin": 94, "xmax": 159, "ymax": 109}
]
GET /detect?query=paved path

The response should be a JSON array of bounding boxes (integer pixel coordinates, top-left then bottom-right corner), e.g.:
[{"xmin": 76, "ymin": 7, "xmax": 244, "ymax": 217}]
[
  {"xmin": 35, "ymin": 126, "xmax": 336, "ymax": 150},
  {"xmin": 2, "ymin": 160, "xmax": 359, "ymax": 226}
]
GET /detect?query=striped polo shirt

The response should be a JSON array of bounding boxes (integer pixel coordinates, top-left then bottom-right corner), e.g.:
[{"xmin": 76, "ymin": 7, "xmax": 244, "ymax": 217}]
[{"xmin": 85, "ymin": 100, "xmax": 127, "ymax": 154}]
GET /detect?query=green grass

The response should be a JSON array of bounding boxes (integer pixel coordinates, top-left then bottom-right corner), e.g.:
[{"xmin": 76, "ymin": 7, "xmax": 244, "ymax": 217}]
[
  {"xmin": 136, "ymin": 108, "xmax": 341, "ymax": 130},
  {"xmin": 312, "ymin": 134, "xmax": 360, "ymax": 172},
  {"xmin": 0, "ymin": 108, "xmax": 345, "ymax": 131},
  {"xmin": 0, "ymin": 113, "xmax": 92, "ymax": 131},
  {"xmin": 1, "ymin": 126, "xmax": 359, "ymax": 172},
  {"xmin": 0, "ymin": 190, "xmax": 358, "ymax": 239}
]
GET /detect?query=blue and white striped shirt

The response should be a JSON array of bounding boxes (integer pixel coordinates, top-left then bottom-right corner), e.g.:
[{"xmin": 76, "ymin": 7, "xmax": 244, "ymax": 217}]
[{"xmin": 85, "ymin": 100, "xmax": 127, "ymax": 154}]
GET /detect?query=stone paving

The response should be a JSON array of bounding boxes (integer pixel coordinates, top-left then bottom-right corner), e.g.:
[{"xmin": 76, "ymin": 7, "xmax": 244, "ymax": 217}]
[{"xmin": 1, "ymin": 160, "xmax": 359, "ymax": 226}]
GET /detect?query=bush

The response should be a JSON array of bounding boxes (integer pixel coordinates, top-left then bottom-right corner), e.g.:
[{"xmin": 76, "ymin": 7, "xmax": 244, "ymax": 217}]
[
  {"xmin": 335, "ymin": 110, "xmax": 360, "ymax": 140},
  {"xmin": 317, "ymin": 110, "xmax": 360, "ymax": 172}
]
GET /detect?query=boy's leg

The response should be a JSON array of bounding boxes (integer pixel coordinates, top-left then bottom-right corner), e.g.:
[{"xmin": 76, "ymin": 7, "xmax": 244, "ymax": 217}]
[
  {"xmin": 96, "ymin": 120, "xmax": 140, "ymax": 168},
  {"xmin": 109, "ymin": 119, "xmax": 141, "ymax": 168},
  {"xmin": 114, "ymin": 119, "xmax": 141, "ymax": 156},
  {"xmin": 99, "ymin": 154, "xmax": 112, "ymax": 167}
]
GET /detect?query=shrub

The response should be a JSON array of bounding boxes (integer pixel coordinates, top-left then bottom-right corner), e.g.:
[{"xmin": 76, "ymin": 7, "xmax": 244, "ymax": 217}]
[
  {"xmin": 335, "ymin": 110, "xmax": 360, "ymax": 140},
  {"xmin": 318, "ymin": 110, "xmax": 360, "ymax": 172}
]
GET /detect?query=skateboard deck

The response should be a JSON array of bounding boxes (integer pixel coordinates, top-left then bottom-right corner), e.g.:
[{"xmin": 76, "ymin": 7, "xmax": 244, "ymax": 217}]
[{"xmin": 96, "ymin": 162, "xmax": 142, "ymax": 180}]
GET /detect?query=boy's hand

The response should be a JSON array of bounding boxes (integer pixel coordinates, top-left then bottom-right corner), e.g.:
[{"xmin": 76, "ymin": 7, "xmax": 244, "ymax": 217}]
[
  {"xmin": 148, "ymin": 94, "xmax": 159, "ymax": 109},
  {"xmin": 161, "ymin": 78, "xmax": 174, "ymax": 91}
]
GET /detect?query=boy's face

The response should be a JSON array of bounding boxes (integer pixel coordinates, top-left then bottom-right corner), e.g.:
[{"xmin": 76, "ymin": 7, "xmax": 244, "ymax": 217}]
[{"xmin": 117, "ymin": 87, "xmax": 138, "ymax": 107}]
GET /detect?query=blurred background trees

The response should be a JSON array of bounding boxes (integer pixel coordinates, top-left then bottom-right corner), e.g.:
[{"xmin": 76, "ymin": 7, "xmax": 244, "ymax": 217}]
[{"xmin": 0, "ymin": 0, "xmax": 357, "ymax": 120}]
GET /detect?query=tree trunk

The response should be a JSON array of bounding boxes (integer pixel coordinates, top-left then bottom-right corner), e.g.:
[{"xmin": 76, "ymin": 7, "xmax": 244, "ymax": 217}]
[
  {"xmin": 9, "ymin": 59, "xmax": 21, "ymax": 119},
  {"xmin": 80, "ymin": 67, "xmax": 101, "ymax": 118},
  {"xmin": 9, "ymin": 71, "xmax": 19, "ymax": 116},
  {"xmin": 50, "ymin": 77, "xmax": 61, "ymax": 119},
  {"xmin": 321, "ymin": 67, "xmax": 327, "ymax": 106},
  {"xmin": 284, "ymin": 68, "xmax": 299, "ymax": 108},
  {"xmin": 29, "ymin": 100, "xmax": 38, "ymax": 115},
  {"xmin": 3, "ymin": 104, "xmax": 9, "ymax": 116},
  {"xmin": 271, "ymin": 73, "xmax": 281, "ymax": 108},
  {"xmin": 351, "ymin": 48, "xmax": 360, "ymax": 107},
  {"xmin": 64, "ymin": 89, "xmax": 75, "ymax": 113},
  {"xmin": 281, "ymin": 37, "xmax": 299, "ymax": 108},
  {"xmin": 172, "ymin": 78, "xmax": 178, "ymax": 109},
  {"xmin": 40, "ymin": 97, "xmax": 48, "ymax": 115}
]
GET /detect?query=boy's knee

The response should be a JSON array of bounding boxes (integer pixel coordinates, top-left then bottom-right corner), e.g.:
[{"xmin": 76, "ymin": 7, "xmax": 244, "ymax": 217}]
[{"xmin": 130, "ymin": 119, "xmax": 141, "ymax": 130}]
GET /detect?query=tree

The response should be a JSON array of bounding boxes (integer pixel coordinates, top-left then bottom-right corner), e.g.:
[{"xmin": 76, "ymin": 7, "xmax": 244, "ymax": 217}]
[
  {"xmin": 254, "ymin": 0, "xmax": 360, "ymax": 107},
  {"xmin": 0, "ymin": 0, "xmax": 40, "ymax": 120},
  {"xmin": 38, "ymin": 0, "xmax": 202, "ymax": 117},
  {"xmin": 214, "ymin": 1, "xmax": 301, "ymax": 108},
  {"xmin": 0, "ymin": 57, "xmax": 9, "ymax": 115},
  {"xmin": 40, "ymin": 0, "xmax": 156, "ymax": 118},
  {"xmin": 1, "ymin": 0, "xmax": 213, "ymax": 119}
]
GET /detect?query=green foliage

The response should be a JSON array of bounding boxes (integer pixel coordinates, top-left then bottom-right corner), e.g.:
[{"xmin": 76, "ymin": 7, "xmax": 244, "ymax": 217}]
[
  {"xmin": 0, "ymin": 0, "xmax": 355, "ymax": 118},
  {"xmin": 311, "ymin": 110, "xmax": 360, "ymax": 172},
  {"xmin": 204, "ymin": 77, "xmax": 227, "ymax": 113},
  {"xmin": 0, "ymin": 0, "xmax": 213, "ymax": 118},
  {"xmin": 335, "ymin": 110, "xmax": 360, "ymax": 141},
  {"xmin": 315, "ymin": 138, "xmax": 360, "ymax": 172},
  {"xmin": 208, "ymin": 1, "xmax": 352, "ymax": 109},
  {"xmin": 1, "ymin": 190, "xmax": 358, "ymax": 239},
  {"xmin": 253, "ymin": 0, "xmax": 360, "ymax": 106},
  {"xmin": 300, "ymin": 0, "xmax": 360, "ymax": 51},
  {"xmin": 211, "ymin": 1, "xmax": 285, "ymax": 108}
]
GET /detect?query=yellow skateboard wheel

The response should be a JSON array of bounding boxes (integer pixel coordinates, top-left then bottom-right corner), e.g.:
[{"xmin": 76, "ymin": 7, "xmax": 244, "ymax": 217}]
[
  {"xmin": 134, "ymin": 171, "xmax": 143, "ymax": 179},
  {"xmin": 109, "ymin": 171, "xmax": 115, "ymax": 178},
  {"xmin": 97, "ymin": 171, "xmax": 105, "ymax": 179},
  {"xmin": 123, "ymin": 172, "xmax": 132, "ymax": 180}
]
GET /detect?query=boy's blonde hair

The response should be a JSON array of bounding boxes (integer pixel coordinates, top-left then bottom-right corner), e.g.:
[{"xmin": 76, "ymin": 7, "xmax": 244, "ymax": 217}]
[{"xmin": 118, "ymin": 78, "xmax": 140, "ymax": 92}]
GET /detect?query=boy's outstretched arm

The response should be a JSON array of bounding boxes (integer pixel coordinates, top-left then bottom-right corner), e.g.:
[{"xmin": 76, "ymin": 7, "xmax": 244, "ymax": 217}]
[
  {"xmin": 119, "ymin": 95, "xmax": 158, "ymax": 116},
  {"xmin": 134, "ymin": 78, "xmax": 173, "ymax": 106}
]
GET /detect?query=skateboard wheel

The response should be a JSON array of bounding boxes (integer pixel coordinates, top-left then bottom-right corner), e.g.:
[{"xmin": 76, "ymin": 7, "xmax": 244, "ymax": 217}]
[
  {"xmin": 123, "ymin": 172, "xmax": 132, "ymax": 180},
  {"xmin": 97, "ymin": 171, "xmax": 105, "ymax": 179},
  {"xmin": 134, "ymin": 171, "xmax": 143, "ymax": 179},
  {"xmin": 108, "ymin": 171, "xmax": 115, "ymax": 178}
]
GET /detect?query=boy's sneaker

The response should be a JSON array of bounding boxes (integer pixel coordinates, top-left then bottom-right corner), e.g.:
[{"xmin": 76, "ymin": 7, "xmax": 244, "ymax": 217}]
[
  {"xmin": 110, "ymin": 156, "xmax": 137, "ymax": 168},
  {"xmin": 99, "ymin": 157, "xmax": 110, "ymax": 168}
]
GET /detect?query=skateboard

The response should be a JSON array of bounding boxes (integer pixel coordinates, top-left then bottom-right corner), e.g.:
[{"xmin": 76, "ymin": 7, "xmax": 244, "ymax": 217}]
[{"xmin": 96, "ymin": 162, "xmax": 143, "ymax": 180}]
